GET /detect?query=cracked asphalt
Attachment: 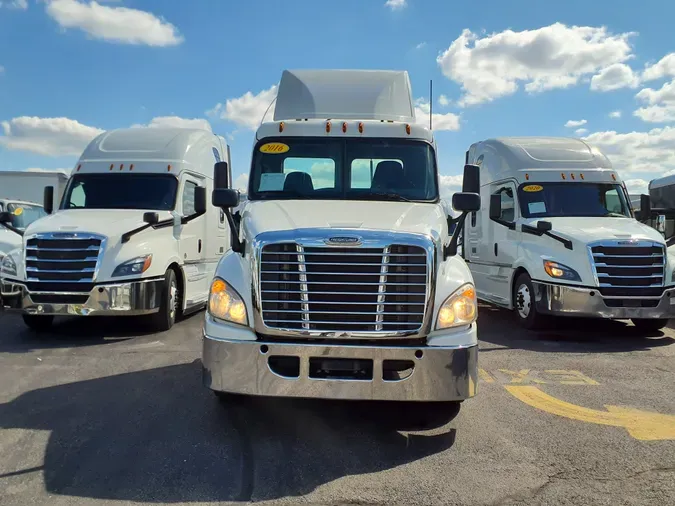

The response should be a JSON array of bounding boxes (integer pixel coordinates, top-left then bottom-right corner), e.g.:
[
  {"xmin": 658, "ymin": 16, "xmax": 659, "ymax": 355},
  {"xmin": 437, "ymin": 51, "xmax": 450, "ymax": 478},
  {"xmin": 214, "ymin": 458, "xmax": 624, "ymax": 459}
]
[{"xmin": 0, "ymin": 305, "xmax": 674, "ymax": 506}]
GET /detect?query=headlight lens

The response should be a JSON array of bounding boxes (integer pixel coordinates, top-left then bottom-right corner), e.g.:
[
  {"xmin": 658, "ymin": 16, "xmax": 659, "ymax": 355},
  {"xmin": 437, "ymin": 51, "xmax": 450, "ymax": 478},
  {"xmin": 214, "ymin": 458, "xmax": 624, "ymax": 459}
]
[
  {"xmin": 112, "ymin": 254, "xmax": 152, "ymax": 277},
  {"xmin": 436, "ymin": 283, "xmax": 477, "ymax": 330},
  {"xmin": 1, "ymin": 254, "xmax": 17, "ymax": 277},
  {"xmin": 543, "ymin": 260, "xmax": 581, "ymax": 281},
  {"xmin": 208, "ymin": 278, "xmax": 248, "ymax": 325}
]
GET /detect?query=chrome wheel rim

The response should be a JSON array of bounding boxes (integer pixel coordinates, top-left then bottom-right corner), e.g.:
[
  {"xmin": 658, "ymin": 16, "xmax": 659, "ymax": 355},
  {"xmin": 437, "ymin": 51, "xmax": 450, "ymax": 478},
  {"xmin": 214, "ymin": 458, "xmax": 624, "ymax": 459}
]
[
  {"xmin": 516, "ymin": 283, "xmax": 531, "ymax": 319},
  {"xmin": 169, "ymin": 280, "xmax": 177, "ymax": 320}
]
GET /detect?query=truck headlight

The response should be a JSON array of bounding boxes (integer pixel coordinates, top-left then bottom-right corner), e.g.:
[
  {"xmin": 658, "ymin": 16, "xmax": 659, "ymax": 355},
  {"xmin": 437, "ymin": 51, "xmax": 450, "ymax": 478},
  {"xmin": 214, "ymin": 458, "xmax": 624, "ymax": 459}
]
[
  {"xmin": 436, "ymin": 283, "xmax": 477, "ymax": 330},
  {"xmin": 112, "ymin": 254, "xmax": 152, "ymax": 277},
  {"xmin": 1, "ymin": 254, "xmax": 17, "ymax": 277},
  {"xmin": 543, "ymin": 260, "xmax": 581, "ymax": 282},
  {"xmin": 208, "ymin": 278, "xmax": 248, "ymax": 325}
]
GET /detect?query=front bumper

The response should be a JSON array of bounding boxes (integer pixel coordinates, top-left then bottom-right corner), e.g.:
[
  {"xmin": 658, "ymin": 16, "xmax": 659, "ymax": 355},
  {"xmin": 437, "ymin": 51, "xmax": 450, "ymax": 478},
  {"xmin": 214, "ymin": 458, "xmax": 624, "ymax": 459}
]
[
  {"xmin": 533, "ymin": 281, "xmax": 675, "ymax": 319},
  {"xmin": 0, "ymin": 277, "xmax": 164, "ymax": 316},
  {"xmin": 202, "ymin": 333, "xmax": 478, "ymax": 402}
]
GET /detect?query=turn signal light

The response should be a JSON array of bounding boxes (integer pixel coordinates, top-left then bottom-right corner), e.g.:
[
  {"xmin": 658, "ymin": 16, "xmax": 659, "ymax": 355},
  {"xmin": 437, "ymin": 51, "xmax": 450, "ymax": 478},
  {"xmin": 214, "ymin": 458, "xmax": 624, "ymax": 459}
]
[
  {"xmin": 326, "ymin": 121, "xmax": 331, "ymax": 133},
  {"xmin": 358, "ymin": 122, "xmax": 364, "ymax": 133},
  {"xmin": 405, "ymin": 124, "xmax": 411, "ymax": 135},
  {"xmin": 342, "ymin": 122, "xmax": 347, "ymax": 133},
  {"xmin": 279, "ymin": 121, "xmax": 285, "ymax": 133}
]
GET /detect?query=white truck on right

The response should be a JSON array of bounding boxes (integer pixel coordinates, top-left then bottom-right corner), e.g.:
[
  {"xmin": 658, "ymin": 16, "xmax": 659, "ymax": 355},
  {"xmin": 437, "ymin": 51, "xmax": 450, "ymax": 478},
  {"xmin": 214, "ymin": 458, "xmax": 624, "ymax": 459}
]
[{"xmin": 463, "ymin": 136, "xmax": 675, "ymax": 331}]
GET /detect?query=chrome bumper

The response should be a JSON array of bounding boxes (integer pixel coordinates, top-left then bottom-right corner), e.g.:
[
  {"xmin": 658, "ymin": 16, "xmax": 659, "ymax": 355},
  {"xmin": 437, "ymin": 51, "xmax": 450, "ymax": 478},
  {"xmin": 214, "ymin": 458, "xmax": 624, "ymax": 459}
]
[
  {"xmin": 0, "ymin": 277, "xmax": 164, "ymax": 316},
  {"xmin": 202, "ymin": 335, "xmax": 478, "ymax": 402},
  {"xmin": 533, "ymin": 281, "xmax": 675, "ymax": 319}
]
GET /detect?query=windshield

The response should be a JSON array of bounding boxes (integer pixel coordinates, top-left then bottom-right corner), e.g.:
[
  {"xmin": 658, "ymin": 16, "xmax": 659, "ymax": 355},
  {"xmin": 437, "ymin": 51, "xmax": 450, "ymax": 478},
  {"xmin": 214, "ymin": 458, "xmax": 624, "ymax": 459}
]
[
  {"xmin": 61, "ymin": 174, "xmax": 178, "ymax": 210},
  {"xmin": 518, "ymin": 182, "xmax": 632, "ymax": 218},
  {"xmin": 249, "ymin": 138, "xmax": 438, "ymax": 202},
  {"xmin": 4, "ymin": 203, "xmax": 47, "ymax": 230}
]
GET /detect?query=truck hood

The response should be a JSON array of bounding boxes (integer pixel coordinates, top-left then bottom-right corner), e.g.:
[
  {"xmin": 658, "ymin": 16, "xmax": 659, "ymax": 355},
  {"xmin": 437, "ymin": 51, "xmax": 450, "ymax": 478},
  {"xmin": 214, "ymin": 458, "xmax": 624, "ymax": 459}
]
[
  {"xmin": 528, "ymin": 216, "xmax": 665, "ymax": 245},
  {"xmin": 243, "ymin": 200, "xmax": 447, "ymax": 238},
  {"xmin": 23, "ymin": 209, "xmax": 168, "ymax": 242}
]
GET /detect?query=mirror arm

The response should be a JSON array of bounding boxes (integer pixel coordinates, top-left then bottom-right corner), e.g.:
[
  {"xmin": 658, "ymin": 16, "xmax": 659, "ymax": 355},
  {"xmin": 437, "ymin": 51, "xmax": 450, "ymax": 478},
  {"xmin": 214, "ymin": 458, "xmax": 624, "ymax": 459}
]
[
  {"xmin": 180, "ymin": 209, "xmax": 206, "ymax": 225},
  {"xmin": 223, "ymin": 208, "xmax": 245, "ymax": 256},
  {"xmin": 0, "ymin": 222, "xmax": 24, "ymax": 237},
  {"xmin": 491, "ymin": 217, "xmax": 516, "ymax": 230},
  {"xmin": 121, "ymin": 217, "xmax": 176, "ymax": 244},
  {"xmin": 521, "ymin": 224, "xmax": 573, "ymax": 250},
  {"xmin": 444, "ymin": 212, "xmax": 469, "ymax": 260}
]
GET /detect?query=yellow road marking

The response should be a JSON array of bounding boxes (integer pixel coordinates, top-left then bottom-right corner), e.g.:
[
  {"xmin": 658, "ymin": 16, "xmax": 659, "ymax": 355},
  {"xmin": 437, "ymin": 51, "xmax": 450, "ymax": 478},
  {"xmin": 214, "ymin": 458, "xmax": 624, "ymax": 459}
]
[
  {"xmin": 498, "ymin": 369, "xmax": 547, "ymax": 384},
  {"xmin": 505, "ymin": 385, "xmax": 675, "ymax": 441},
  {"xmin": 543, "ymin": 370, "xmax": 599, "ymax": 385},
  {"xmin": 478, "ymin": 368, "xmax": 495, "ymax": 383}
]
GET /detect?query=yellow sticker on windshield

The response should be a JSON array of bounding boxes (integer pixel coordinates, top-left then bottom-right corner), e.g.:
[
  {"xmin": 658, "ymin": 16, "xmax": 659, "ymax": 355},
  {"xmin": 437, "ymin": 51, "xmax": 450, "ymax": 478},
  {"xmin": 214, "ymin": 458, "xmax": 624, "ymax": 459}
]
[
  {"xmin": 259, "ymin": 142, "xmax": 290, "ymax": 154},
  {"xmin": 13, "ymin": 207, "xmax": 23, "ymax": 216},
  {"xmin": 523, "ymin": 185, "xmax": 543, "ymax": 192}
]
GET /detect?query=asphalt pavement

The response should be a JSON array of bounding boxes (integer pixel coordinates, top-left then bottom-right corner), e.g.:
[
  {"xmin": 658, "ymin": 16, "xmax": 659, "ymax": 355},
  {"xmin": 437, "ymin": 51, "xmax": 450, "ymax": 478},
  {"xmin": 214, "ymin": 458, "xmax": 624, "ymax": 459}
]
[{"xmin": 0, "ymin": 305, "xmax": 673, "ymax": 506}]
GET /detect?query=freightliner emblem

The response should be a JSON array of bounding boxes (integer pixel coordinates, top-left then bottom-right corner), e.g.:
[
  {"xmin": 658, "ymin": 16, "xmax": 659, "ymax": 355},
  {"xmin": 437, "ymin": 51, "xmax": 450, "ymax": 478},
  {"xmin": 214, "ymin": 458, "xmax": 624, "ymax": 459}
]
[{"xmin": 325, "ymin": 236, "xmax": 362, "ymax": 246}]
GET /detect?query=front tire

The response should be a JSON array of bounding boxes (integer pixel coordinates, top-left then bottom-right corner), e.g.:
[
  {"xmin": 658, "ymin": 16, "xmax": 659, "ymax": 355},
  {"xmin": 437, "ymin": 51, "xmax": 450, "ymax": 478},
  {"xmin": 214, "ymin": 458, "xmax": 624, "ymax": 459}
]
[
  {"xmin": 513, "ymin": 272, "xmax": 548, "ymax": 330},
  {"xmin": 148, "ymin": 269, "xmax": 179, "ymax": 332},
  {"xmin": 22, "ymin": 314, "xmax": 54, "ymax": 332},
  {"xmin": 631, "ymin": 318, "xmax": 669, "ymax": 332}
]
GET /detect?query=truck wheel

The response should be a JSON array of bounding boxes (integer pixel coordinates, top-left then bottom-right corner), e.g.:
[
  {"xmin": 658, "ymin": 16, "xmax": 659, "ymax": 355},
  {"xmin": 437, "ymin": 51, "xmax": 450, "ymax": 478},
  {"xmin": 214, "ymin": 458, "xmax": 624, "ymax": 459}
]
[
  {"xmin": 513, "ymin": 272, "xmax": 548, "ymax": 330},
  {"xmin": 22, "ymin": 314, "xmax": 54, "ymax": 332},
  {"xmin": 631, "ymin": 318, "xmax": 669, "ymax": 332},
  {"xmin": 149, "ymin": 269, "xmax": 179, "ymax": 332}
]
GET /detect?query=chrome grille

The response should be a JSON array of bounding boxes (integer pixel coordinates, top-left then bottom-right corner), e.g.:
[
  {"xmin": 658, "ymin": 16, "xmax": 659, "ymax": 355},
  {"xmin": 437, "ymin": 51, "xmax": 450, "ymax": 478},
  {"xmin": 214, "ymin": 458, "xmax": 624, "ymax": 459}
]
[
  {"xmin": 25, "ymin": 233, "xmax": 104, "ymax": 295},
  {"xmin": 589, "ymin": 240, "xmax": 665, "ymax": 297},
  {"xmin": 259, "ymin": 243, "xmax": 429, "ymax": 334}
]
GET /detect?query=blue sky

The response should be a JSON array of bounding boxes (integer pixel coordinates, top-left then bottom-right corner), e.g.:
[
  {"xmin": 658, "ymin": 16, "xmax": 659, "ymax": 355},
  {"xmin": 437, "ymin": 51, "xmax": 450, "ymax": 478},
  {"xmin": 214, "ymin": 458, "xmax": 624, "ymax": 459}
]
[{"xmin": 1, "ymin": 0, "xmax": 674, "ymax": 196}]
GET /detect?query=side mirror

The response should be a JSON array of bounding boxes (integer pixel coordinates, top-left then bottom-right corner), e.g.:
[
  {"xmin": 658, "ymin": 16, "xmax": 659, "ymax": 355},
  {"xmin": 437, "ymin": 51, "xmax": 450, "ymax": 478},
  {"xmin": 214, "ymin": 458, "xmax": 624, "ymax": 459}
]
[
  {"xmin": 656, "ymin": 214, "xmax": 666, "ymax": 234},
  {"xmin": 489, "ymin": 194, "xmax": 501, "ymax": 220},
  {"xmin": 452, "ymin": 192, "xmax": 480, "ymax": 212},
  {"xmin": 214, "ymin": 162, "xmax": 230, "ymax": 190},
  {"xmin": 143, "ymin": 212, "xmax": 159, "ymax": 225},
  {"xmin": 462, "ymin": 164, "xmax": 480, "ymax": 194},
  {"xmin": 212, "ymin": 188, "xmax": 240, "ymax": 209},
  {"xmin": 194, "ymin": 187, "xmax": 207, "ymax": 215},
  {"xmin": 640, "ymin": 194, "xmax": 651, "ymax": 219},
  {"xmin": 0, "ymin": 211, "xmax": 12, "ymax": 224},
  {"xmin": 44, "ymin": 186, "xmax": 54, "ymax": 215},
  {"xmin": 537, "ymin": 220, "xmax": 553, "ymax": 232}
]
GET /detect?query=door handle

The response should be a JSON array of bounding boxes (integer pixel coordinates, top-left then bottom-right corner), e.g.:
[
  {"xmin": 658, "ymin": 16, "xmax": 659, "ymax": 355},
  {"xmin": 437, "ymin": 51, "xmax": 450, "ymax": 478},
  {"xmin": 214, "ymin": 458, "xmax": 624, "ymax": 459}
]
[
  {"xmin": 198, "ymin": 239, "xmax": 202, "ymax": 253},
  {"xmin": 494, "ymin": 243, "xmax": 498, "ymax": 256}
]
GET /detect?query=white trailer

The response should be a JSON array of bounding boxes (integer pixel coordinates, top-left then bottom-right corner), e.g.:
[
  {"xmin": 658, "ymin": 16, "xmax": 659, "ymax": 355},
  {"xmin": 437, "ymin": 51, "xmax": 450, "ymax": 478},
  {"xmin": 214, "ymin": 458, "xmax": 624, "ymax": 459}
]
[
  {"xmin": 1, "ymin": 127, "xmax": 231, "ymax": 332},
  {"xmin": 0, "ymin": 170, "xmax": 69, "ymax": 205},
  {"xmin": 464, "ymin": 137, "xmax": 673, "ymax": 332},
  {"xmin": 203, "ymin": 69, "xmax": 482, "ymax": 410}
]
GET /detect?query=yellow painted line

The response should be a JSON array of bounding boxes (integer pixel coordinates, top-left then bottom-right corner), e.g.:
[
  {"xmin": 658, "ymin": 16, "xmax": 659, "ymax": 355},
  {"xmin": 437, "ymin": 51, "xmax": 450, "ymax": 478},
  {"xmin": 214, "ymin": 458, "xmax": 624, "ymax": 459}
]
[
  {"xmin": 505, "ymin": 385, "xmax": 675, "ymax": 441},
  {"xmin": 498, "ymin": 369, "xmax": 547, "ymax": 384},
  {"xmin": 478, "ymin": 368, "xmax": 494, "ymax": 383}
]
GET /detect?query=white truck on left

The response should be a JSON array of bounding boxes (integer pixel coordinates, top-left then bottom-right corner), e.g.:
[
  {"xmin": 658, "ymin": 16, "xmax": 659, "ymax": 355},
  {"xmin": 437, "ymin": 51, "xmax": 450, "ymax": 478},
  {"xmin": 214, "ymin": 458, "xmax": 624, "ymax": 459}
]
[{"xmin": 0, "ymin": 127, "xmax": 231, "ymax": 332}]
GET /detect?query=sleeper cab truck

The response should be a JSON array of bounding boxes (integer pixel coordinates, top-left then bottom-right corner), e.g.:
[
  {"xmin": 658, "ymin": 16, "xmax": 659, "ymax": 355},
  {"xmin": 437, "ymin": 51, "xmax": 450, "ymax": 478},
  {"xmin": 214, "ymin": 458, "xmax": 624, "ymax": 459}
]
[
  {"xmin": 462, "ymin": 136, "xmax": 674, "ymax": 332},
  {"xmin": 201, "ymin": 69, "xmax": 482, "ymax": 409},
  {"xmin": 0, "ymin": 127, "xmax": 231, "ymax": 332}
]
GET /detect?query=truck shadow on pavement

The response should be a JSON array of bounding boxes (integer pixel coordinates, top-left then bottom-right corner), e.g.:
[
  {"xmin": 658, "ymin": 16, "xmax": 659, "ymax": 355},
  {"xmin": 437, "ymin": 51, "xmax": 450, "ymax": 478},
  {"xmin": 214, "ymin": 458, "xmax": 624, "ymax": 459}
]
[
  {"xmin": 0, "ymin": 360, "xmax": 457, "ymax": 503},
  {"xmin": 477, "ymin": 305, "xmax": 675, "ymax": 353}
]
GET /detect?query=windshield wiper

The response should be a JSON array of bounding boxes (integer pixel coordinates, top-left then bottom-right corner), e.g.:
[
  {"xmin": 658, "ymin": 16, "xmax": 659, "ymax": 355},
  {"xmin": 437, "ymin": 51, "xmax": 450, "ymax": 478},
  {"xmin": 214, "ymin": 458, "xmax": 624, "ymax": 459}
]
[{"xmin": 358, "ymin": 192, "xmax": 414, "ymax": 202}]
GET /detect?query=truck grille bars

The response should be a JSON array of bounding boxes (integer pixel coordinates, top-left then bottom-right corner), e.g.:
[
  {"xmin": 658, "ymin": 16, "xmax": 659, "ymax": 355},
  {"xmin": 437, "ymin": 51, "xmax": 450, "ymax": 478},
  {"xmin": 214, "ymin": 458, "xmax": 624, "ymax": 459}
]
[
  {"xmin": 589, "ymin": 240, "xmax": 666, "ymax": 299},
  {"xmin": 24, "ymin": 233, "xmax": 105, "ymax": 304},
  {"xmin": 259, "ymin": 240, "xmax": 430, "ymax": 336}
]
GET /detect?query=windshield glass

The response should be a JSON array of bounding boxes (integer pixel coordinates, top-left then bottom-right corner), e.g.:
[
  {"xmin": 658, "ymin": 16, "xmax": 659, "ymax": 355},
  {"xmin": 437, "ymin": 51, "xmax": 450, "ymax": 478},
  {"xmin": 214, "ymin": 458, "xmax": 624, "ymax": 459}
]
[
  {"xmin": 518, "ymin": 182, "xmax": 632, "ymax": 218},
  {"xmin": 249, "ymin": 138, "xmax": 438, "ymax": 202},
  {"xmin": 61, "ymin": 174, "xmax": 178, "ymax": 210},
  {"xmin": 5, "ymin": 203, "xmax": 47, "ymax": 230}
]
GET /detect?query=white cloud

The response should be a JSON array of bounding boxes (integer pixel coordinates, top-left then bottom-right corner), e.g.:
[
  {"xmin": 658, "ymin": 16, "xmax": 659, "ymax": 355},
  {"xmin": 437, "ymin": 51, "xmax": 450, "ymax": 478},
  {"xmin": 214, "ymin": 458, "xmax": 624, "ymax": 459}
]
[
  {"xmin": 590, "ymin": 63, "xmax": 639, "ymax": 91},
  {"xmin": 233, "ymin": 173, "xmax": 248, "ymax": 192},
  {"xmin": 438, "ymin": 94, "xmax": 450, "ymax": 107},
  {"xmin": 642, "ymin": 53, "xmax": 675, "ymax": 82},
  {"xmin": 565, "ymin": 119, "xmax": 587, "ymax": 128},
  {"xmin": 415, "ymin": 42, "xmax": 427, "ymax": 50},
  {"xmin": 0, "ymin": 116, "xmax": 104, "ymax": 156},
  {"xmin": 133, "ymin": 116, "xmax": 212, "ymax": 131},
  {"xmin": 0, "ymin": 65, "xmax": 4, "ymax": 74},
  {"xmin": 414, "ymin": 98, "xmax": 460, "ymax": 131},
  {"xmin": 575, "ymin": 128, "xmax": 588, "ymax": 136},
  {"xmin": 437, "ymin": 23, "xmax": 636, "ymax": 106},
  {"xmin": 0, "ymin": 0, "xmax": 27, "ymax": 9},
  {"xmin": 209, "ymin": 85, "xmax": 278, "ymax": 131},
  {"xmin": 45, "ymin": 0, "xmax": 183, "ymax": 46},
  {"xmin": 609, "ymin": 110, "xmax": 622, "ymax": 119},
  {"xmin": 385, "ymin": 0, "xmax": 406, "ymax": 10},
  {"xmin": 583, "ymin": 126, "xmax": 675, "ymax": 177},
  {"xmin": 634, "ymin": 78, "xmax": 675, "ymax": 124},
  {"xmin": 623, "ymin": 178, "xmax": 649, "ymax": 194}
]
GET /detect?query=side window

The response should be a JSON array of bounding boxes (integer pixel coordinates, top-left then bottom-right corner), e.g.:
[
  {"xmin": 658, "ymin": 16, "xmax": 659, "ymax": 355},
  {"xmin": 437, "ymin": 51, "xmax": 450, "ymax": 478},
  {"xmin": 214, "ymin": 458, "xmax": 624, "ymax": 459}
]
[
  {"xmin": 604, "ymin": 188, "xmax": 622, "ymax": 214},
  {"xmin": 182, "ymin": 181, "xmax": 198, "ymax": 216},
  {"xmin": 494, "ymin": 186, "xmax": 516, "ymax": 222}
]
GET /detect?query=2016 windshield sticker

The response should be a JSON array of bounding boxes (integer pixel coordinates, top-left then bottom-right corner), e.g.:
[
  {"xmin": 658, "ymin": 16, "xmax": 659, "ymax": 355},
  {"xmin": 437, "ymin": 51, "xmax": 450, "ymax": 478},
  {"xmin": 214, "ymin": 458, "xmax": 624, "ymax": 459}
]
[
  {"xmin": 523, "ymin": 185, "xmax": 543, "ymax": 192},
  {"xmin": 13, "ymin": 207, "xmax": 23, "ymax": 216},
  {"xmin": 260, "ymin": 142, "xmax": 290, "ymax": 154}
]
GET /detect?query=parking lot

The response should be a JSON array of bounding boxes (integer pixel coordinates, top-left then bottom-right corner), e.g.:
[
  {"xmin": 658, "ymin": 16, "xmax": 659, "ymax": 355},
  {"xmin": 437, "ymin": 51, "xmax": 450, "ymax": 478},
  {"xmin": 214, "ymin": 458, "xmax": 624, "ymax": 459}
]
[{"xmin": 0, "ymin": 306, "xmax": 673, "ymax": 506}]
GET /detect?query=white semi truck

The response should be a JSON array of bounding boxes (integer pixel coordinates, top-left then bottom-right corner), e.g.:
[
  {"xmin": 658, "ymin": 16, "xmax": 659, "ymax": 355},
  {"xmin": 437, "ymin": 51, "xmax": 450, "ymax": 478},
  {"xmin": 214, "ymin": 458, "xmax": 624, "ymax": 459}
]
[
  {"xmin": 202, "ymin": 69, "xmax": 482, "ymax": 408},
  {"xmin": 463, "ymin": 137, "xmax": 674, "ymax": 331},
  {"xmin": 1, "ymin": 127, "xmax": 231, "ymax": 332}
]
